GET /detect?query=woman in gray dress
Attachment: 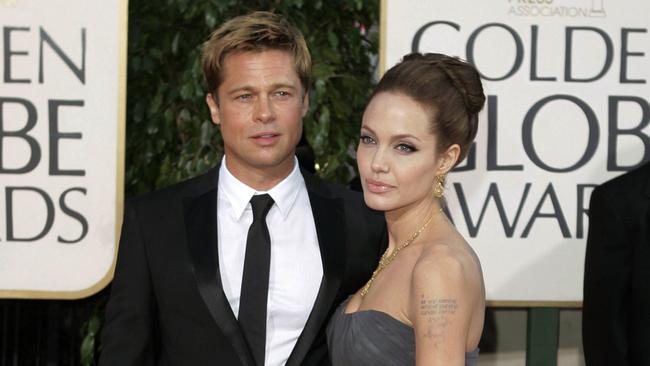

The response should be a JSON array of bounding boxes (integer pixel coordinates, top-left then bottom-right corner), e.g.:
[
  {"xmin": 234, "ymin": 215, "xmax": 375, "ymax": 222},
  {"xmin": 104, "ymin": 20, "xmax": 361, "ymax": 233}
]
[{"xmin": 327, "ymin": 53, "xmax": 486, "ymax": 366}]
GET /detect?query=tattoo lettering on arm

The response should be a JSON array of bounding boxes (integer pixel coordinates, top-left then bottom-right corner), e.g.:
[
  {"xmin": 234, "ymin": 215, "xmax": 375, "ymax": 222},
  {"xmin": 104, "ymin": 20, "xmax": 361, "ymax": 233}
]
[{"xmin": 419, "ymin": 296, "xmax": 458, "ymax": 347}]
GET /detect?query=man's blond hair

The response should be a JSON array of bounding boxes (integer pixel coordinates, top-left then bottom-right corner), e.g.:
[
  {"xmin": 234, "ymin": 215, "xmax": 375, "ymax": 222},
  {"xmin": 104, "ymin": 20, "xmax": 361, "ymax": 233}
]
[{"xmin": 202, "ymin": 11, "xmax": 311, "ymax": 99}]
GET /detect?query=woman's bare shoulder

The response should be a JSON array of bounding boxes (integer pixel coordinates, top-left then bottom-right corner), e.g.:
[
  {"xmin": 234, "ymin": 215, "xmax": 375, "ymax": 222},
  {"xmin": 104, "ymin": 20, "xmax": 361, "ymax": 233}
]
[
  {"xmin": 417, "ymin": 234, "xmax": 479, "ymax": 273},
  {"xmin": 407, "ymin": 233, "xmax": 485, "ymax": 358},
  {"xmin": 410, "ymin": 234, "xmax": 484, "ymax": 302}
]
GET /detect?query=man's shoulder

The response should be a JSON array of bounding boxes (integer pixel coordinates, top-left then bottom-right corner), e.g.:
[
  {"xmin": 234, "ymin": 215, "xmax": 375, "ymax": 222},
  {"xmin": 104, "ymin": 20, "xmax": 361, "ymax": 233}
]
[
  {"xmin": 301, "ymin": 169, "xmax": 364, "ymax": 202},
  {"xmin": 300, "ymin": 170, "xmax": 384, "ymax": 224},
  {"xmin": 127, "ymin": 165, "xmax": 219, "ymax": 210},
  {"xmin": 596, "ymin": 161, "xmax": 650, "ymax": 198}
]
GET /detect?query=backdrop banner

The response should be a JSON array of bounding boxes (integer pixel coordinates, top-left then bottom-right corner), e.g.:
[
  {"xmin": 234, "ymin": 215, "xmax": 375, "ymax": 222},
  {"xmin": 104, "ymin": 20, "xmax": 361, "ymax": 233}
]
[
  {"xmin": 382, "ymin": 0, "xmax": 649, "ymax": 304},
  {"xmin": 0, "ymin": 0, "xmax": 126, "ymax": 299}
]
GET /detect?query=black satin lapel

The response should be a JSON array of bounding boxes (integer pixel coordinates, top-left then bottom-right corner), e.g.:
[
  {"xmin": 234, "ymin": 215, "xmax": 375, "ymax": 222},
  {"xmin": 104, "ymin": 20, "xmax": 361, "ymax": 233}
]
[
  {"xmin": 644, "ymin": 167, "xmax": 650, "ymax": 197},
  {"xmin": 645, "ymin": 167, "xmax": 650, "ymax": 224},
  {"xmin": 184, "ymin": 189, "xmax": 254, "ymax": 366},
  {"xmin": 286, "ymin": 191, "xmax": 346, "ymax": 366}
]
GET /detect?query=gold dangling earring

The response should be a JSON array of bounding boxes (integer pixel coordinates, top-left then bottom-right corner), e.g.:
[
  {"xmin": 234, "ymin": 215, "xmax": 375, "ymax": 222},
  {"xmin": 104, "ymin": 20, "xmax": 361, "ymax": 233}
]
[{"xmin": 433, "ymin": 174, "xmax": 446, "ymax": 198}]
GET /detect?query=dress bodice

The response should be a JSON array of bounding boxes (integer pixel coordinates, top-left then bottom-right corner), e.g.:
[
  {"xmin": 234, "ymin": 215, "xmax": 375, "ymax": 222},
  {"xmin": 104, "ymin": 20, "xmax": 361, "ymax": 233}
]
[{"xmin": 326, "ymin": 298, "xmax": 479, "ymax": 366}]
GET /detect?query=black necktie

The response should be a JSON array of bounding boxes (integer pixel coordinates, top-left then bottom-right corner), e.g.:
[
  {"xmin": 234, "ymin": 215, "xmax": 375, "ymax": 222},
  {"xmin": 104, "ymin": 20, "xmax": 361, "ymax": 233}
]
[{"xmin": 239, "ymin": 194, "xmax": 274, "ymax": 366}]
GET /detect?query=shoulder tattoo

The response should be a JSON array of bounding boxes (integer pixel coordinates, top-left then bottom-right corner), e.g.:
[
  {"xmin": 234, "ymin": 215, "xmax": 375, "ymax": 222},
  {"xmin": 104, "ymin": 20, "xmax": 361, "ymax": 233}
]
[{"xmin": 419, "ymin": 296, "xmax": 458, "ymax": 347}]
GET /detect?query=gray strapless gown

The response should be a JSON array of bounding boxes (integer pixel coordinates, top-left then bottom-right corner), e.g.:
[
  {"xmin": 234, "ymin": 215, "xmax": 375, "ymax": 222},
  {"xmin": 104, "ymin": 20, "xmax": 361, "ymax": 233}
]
[{"xmin": 326, "ymin": 298, "xmax": 479, "ymax": 366}]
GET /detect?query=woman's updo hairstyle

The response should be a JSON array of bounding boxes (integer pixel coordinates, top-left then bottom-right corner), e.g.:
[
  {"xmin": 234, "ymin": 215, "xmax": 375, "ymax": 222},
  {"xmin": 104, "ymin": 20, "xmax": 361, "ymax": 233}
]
[{"xmin": 371, "ymin": 53, "xmax": 485, "ymax": 166}]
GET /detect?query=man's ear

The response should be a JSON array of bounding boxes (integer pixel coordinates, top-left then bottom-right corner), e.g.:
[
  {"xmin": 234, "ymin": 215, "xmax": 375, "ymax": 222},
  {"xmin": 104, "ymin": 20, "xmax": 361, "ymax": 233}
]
[
  {"xmin": 206, "ymin": 93, "xmax": 220, "ymax": 125},
  {"xmin": 301, "ymin": 91, "xmax": 310, "ymax": 117},
  {"xmin": 436, "ymin": 144, "xmax": 461, "ymax": 176}
]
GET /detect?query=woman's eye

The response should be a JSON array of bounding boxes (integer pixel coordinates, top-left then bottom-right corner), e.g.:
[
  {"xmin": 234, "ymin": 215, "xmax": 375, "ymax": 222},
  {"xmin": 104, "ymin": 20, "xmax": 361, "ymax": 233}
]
[
  {"xmin": 360, "ymin": 135, "xmax": 375, "ymax": 144},
  {"xmin": 396, "ymin": 143, "xmax": 416, "ymax": 153}
]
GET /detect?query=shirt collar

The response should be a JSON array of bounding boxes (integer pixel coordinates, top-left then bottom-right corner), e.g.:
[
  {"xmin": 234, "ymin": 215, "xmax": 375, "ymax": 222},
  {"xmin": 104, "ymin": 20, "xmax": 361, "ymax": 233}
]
[{"xmin": 218, "ymin": 156, "xmax": 304, "ymax": 221}]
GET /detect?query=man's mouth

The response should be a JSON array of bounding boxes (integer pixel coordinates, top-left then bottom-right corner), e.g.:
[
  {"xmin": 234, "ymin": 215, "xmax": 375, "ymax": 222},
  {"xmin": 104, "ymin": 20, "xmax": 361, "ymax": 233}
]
[{"xmin": 251, "ymin": 132, "xmax": 280, "ymax": 145}]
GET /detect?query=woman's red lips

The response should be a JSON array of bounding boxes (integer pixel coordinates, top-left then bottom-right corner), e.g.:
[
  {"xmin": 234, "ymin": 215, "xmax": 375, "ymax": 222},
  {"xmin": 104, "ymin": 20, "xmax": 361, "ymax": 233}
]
[{"xmin": 366, "ymin": 179, "xmax": 395, "ymax": 193}]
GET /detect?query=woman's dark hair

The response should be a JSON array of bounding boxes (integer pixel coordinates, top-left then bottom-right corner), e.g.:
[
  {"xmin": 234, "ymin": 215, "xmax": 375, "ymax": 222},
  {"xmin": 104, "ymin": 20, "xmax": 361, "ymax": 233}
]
[{"xmin": 372, "ymin": 53, "xmax": 486, "ymax": 165}]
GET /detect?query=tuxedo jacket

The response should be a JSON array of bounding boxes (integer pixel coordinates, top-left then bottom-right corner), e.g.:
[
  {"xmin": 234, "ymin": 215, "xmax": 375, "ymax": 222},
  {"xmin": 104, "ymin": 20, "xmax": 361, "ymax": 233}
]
[
  {"xmin": 98, "ymin": 164, "xmax": 386, "ymax": 366},
  {"xmin": 583, "ymin": 162, "xmax": 650, "ymax": 366}
]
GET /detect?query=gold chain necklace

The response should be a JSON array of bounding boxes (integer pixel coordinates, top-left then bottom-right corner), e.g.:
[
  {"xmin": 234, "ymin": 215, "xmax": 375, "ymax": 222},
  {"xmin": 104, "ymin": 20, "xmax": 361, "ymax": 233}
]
[{"xmin": 360, "ymin": 208, "xmax": 440, "ymax": 298}]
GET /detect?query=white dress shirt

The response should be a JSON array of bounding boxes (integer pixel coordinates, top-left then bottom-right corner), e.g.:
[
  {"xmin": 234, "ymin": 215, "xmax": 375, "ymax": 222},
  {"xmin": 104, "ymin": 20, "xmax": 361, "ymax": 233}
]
[{"xmin": 217, "ymin": 157, "xmax": 323, "ymax": 366}]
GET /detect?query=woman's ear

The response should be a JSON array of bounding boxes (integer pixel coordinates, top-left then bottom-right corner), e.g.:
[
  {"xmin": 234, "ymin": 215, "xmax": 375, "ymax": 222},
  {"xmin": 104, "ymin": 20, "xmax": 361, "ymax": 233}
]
[{"xmin": 436, "ymin": 144, "xmax": 461, "ymax": 176}]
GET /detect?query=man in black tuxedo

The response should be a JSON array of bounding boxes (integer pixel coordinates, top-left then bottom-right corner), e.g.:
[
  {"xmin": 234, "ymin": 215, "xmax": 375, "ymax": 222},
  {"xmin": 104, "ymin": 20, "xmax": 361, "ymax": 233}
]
[
  {"xmin": 583, "ymin": 161, "xmax": 650, "ymax": 366},
  {"xmin": 98, "ymin": 11, "xmax": 385, "ymax": 366}
]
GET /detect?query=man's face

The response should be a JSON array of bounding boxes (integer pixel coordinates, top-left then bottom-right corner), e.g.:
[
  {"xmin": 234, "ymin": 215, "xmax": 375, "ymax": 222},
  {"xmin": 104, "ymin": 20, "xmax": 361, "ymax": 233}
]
[{"xmin": 206, "ymin": 50, "xmax": 309, "ymax": 182}]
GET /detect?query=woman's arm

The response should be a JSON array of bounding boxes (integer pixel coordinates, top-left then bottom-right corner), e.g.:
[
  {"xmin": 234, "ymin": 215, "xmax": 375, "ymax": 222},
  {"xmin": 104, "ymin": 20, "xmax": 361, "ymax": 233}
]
[{"xmin": 409, "ymin": 247, "xmax": 479, "ymax": 366}]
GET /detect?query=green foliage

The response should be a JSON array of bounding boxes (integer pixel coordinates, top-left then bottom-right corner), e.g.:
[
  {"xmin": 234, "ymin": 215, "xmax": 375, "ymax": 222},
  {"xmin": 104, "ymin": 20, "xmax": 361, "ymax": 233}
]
[
  {"xmin": 80, "ymin": 1, "xmax": 379, "ymax": 364},
  {"xmin": 80, "ymin": 293, "xmax": 108, "ymax": 365},
  {"xmin": 125, "ymin": 0, "xmax": 379, "ymax": 197},
  {"xmin": 80, "ymin": 314, "xmax": 100, "ymax": 365}
]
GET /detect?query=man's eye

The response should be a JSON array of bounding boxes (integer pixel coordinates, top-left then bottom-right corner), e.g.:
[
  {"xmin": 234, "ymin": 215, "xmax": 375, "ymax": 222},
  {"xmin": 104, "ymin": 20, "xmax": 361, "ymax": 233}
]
[
  {"xmin": 236, "ymin": 94, "xmax": 252, "ymax": 100},
  {"xmin": 275, "ymin": 90, "xmax": 291, "ymax": 98}
]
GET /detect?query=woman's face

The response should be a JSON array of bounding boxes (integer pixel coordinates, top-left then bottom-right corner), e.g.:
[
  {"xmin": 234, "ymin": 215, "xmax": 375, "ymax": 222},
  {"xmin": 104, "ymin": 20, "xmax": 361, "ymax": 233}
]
[{"xmin": 357, "ymin": 92, "xmax": 455, "ymax": 213}]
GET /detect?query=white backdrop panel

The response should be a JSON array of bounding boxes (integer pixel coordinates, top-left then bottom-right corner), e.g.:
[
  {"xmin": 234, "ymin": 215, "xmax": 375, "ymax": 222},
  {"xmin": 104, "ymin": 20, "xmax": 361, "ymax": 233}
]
[
  {"xmin": 0, "ymin": 0, "xmax": 125, "ymax": 298},
  {"xmin": 383, "ymin": 0, "xmax": 650, "ymax": 303}
]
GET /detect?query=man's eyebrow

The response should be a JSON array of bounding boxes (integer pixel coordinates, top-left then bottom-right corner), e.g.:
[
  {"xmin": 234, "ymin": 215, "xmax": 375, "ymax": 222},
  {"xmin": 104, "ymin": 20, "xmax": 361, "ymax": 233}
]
[
  {"xmin": 225, "ymin": 83, "xmax": 298, "ymax": 95},
  {"xmin": 225, "ymin": 85, "xmax": 255, "ymax": 95},
  {"xmin": 270, "ymin": 83, "xmax": 298, "ymax": 90}
]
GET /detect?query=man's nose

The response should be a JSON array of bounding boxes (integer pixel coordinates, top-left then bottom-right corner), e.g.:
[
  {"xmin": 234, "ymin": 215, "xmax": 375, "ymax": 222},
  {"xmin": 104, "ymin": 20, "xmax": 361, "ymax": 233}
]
[{"xmin": 254, "ymin": 96, "xmax": 275, "ymax": 123}]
